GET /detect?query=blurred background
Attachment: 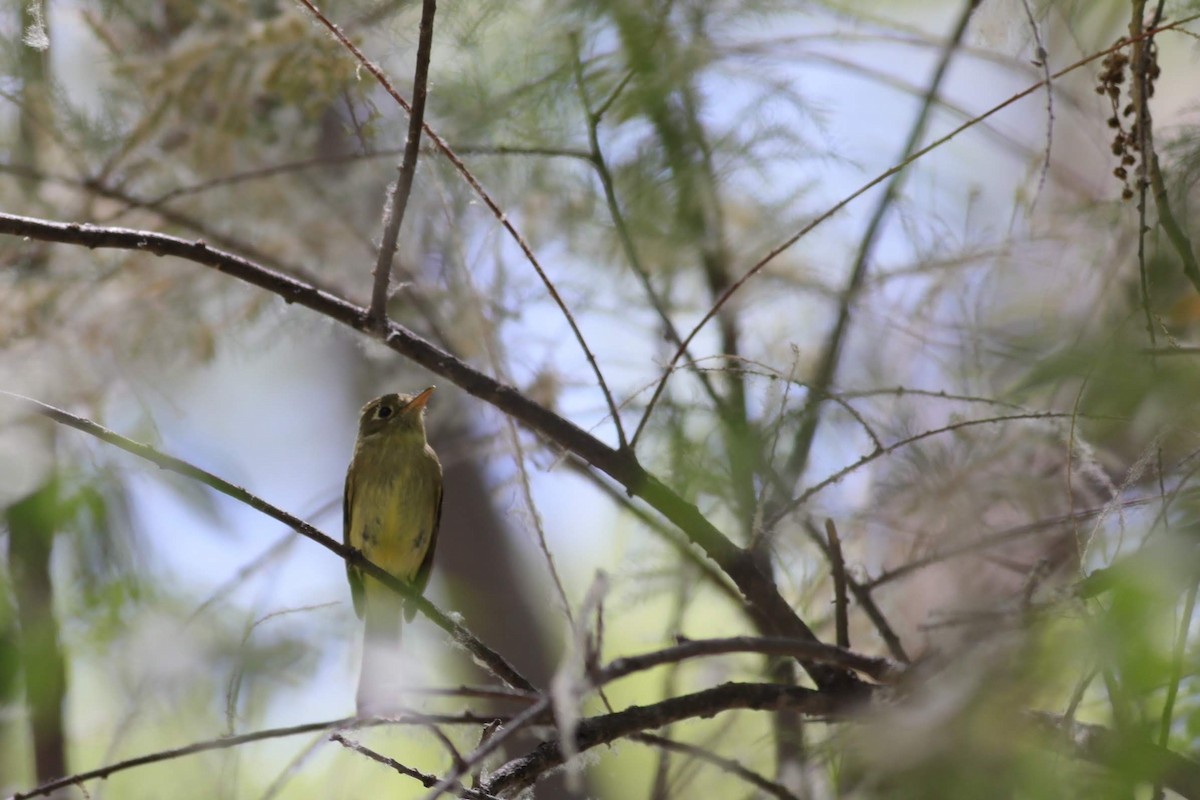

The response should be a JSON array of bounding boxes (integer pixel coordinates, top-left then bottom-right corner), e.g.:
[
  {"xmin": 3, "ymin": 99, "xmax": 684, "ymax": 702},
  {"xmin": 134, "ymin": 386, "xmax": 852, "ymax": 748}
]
[{"xmin": 3, "ymin": 0, "xmax": 1200, "ymax": 797}]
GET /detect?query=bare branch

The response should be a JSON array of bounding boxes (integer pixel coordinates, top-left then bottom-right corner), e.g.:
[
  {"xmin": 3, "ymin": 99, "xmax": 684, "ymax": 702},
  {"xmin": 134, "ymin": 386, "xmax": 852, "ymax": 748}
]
[
  {"xmin": 596, "ymin": 635, "xmax": 899, "ymax": 685},
  {"xmin": 825, "ymin": 519, "xmax": 850, "ymax": 649},
  {"xmin": 366, "ymin": 0, "xmax": 437, "ymax": 326},
  {"xmin": 633, "ymin": 733, "xmax": 801, "ymax": 800},
  {"xmin": 799, "ymin": 519, "xmax": 910, "ymax": 664},
  {"xmin": 331, "ymin": 734, "xmax": 498, "ymax": 800},
  {"xmin": 873, "ymin": 494, "xmax": 1160, "ymax": 592},
  {"xmin": 10, "ymin": 714, "xmax": 498, "ymax": 800},
  {"xmin": 0, "ymin": 161, "xmax": 332, "ymax": 291},
  {"xmin": 773, "ymin": 412, "xmax": 1112, "ymax": 528},
  {"xmin": 567, "ymin": 41, "xmax": 725, "ymax": 444}
]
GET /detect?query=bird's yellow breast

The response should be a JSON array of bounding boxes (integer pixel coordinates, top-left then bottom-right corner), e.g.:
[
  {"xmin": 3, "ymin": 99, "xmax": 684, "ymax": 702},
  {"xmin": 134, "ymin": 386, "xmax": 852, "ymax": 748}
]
[{"xmin": 346, "ymin": 440, "xmax": 441, "ymax": 593}]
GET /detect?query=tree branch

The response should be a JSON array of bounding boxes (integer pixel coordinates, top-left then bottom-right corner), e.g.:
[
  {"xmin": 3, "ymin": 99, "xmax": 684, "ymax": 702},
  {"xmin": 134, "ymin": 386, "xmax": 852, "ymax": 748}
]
[
  {"xmin": 825, "ymin": 519, "xmax": 850, "ymax": 649},
  {"xmin": 367, "ymin": 0, "xmax": 437, "ymax": 326},
  {"xmin": 596, "ymin": 636, "xmax": 899, "ymax": 686}
]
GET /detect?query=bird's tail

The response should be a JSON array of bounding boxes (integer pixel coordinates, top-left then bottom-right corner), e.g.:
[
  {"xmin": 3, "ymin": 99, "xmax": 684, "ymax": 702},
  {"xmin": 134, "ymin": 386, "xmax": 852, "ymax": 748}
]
[{"xmin": 356, "ymin": 592, "xmax": 405, "ymax": 715}]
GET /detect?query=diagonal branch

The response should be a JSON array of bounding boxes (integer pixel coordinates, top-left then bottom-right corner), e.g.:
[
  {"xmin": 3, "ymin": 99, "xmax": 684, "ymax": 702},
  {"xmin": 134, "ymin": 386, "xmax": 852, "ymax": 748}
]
[
  {"xmin": 10, "ymin": 713, "xmax": 499, "ymax": 800},
  {"xmin": 633, "ymin": 733, "xmax": 801, "ymax": 800},
  {"xmin": 771, "ymin": 411, "xmax": 1098, "ymax": 528},
  {"xmin": 0, "ymin": 390, "xmax": 535, "ymax": 694},
  {"xmin": 332, "ymin": 734, "xmax": 499, "ymax": 800}
]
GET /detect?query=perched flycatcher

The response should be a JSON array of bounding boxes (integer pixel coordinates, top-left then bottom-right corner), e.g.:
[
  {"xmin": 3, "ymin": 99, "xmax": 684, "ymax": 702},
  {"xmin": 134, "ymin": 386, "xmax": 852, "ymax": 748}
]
[{"xmin": 344, "ymin": 387, "xmax": 442, "ymax": 712}]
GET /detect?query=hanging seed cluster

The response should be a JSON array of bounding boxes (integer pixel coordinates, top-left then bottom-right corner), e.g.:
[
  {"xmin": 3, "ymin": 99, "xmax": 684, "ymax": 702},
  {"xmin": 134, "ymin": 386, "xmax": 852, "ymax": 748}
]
[{"xmin": 1096, "ymin": 36, "xmax": 1161, "ymax": 201}]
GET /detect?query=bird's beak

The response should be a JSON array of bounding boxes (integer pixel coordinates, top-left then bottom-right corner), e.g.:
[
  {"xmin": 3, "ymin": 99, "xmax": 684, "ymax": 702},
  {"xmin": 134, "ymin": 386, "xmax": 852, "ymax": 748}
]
[{"xmin": 405, "ymin": 386, "xmax": 436, "ymax": 413}]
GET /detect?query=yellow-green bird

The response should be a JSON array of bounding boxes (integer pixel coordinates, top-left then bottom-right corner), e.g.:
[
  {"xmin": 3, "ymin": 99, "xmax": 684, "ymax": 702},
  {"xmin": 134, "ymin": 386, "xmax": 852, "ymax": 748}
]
[{"xmin": 344, "ymin": 387, "xmax": 442, "ymax": 711}]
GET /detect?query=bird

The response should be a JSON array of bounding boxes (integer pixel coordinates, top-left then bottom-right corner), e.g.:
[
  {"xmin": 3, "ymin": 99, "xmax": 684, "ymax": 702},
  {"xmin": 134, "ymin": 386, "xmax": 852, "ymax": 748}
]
[{"xmin": 344, "ymin": 386, "xmax": 442, "ymax": 712}]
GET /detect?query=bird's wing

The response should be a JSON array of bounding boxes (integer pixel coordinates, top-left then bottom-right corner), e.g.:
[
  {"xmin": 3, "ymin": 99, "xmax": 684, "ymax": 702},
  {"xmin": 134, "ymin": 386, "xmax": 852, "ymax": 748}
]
[
  {"xmin": 344, "ymin": 460, "xmax": 365, "ymax": 619},
  {"xmin": 405, "ymin": 461, "xmax": 443, "ymax": 622}
]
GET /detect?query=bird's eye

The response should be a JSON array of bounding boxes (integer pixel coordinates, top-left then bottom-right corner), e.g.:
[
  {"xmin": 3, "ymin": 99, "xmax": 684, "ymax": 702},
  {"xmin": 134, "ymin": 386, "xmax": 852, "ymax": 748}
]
[{"xmin": 377, "ymin": 405, "xmax": 393, "ymax": 419}]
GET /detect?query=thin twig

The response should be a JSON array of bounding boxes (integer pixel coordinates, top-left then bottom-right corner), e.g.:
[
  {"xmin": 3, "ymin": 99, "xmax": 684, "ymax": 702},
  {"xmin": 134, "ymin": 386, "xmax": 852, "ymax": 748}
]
[
  {"xmin": 119, "ymin": 145, "xmax": 589, "ymax": 207},
  {"xmin": 331, "ymin": 734, "xmax": 497, "ymax": 800},
  {"xmin": 634, "ymin": 733, "xmax": 801, "ymax": 800},
  {"xmin": 565, "ymin": 457, "xmax": 743, "ymax": 605},
  {"xmin": 226, "ymin": 602, "xmax": 339, "ymax": 733},
  {"xmin": 188, "ymin": 532, "xmax": 297, "ymax": 622},
  {"xmin": 773, "ymin": 411, "xmax": 1108, "ymax": 528},
  {"xmin": 368, "ymin": 0, "xmax": 437, "ymax": 327},
  {"xmin": 255, "ymin": 733, "xmax": 327, "ymax": 800},
  {"xmin": 645, "ymin": 578, "xmax": 691, "ymax": 800},
  {"xmin": 1019, "ymin": 0, "xmax": 1053, "ymax": 211},
  {"xmin": 788, "ymin": 52, "xmax": 1093, "ymax": 198},
  {"xmin": 9, "ymin": 714, "xmax": 494, "ymax": 800},
  {"xmin": 875, "ymin": 494, "xmax": 1160, "ymax": 593},
  {"xmin": 0, "ymin": 390, "xmax": 535, "ymax": 694},
  {"xmin": 595, "ymin": 635, "xmax": 899, "ymax": 685},
  {"xmin": 800, "ymin": 519, "xmax": 910, "ymax": 663},
  {"xmin": 503, "ymin": 417, "xmax": 574, "ymax": 626},
  {"xmin": 825, "ymin": 519, "xmax": 850, "ymax": 649}
]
